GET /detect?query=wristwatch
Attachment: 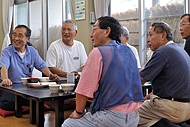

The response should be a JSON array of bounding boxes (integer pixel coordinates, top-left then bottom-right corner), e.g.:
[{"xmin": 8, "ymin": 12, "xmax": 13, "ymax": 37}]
[{"xmin": 75, "ymin": 109, "xmax": 86, "ymax": 115}]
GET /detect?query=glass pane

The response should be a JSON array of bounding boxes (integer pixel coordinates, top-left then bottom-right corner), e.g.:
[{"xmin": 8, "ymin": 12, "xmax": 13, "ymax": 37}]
[
  {"xmin": 14, "ymin": 2, "xmax": 28, "ymax": 26},
  {"xmin": 29, "ymin": 0, "xmax": 43, "ymax": 57},
  {"xmin": 111, "ymin": 0, "xmax": 139, "ymax": 51},
  {"xmin": 48, "ymin": 0, "xmax": 62, "ymax": 47},
  {"xmin": 145, "ymin": 0, "xmax": 184, "ymax": 18},
  {"xmin": 66, "ymin": 0, "xmax": 71, "ymax": 19},
  {"xmin": 145, "ymin": 0, "xmax": 185, "ymax": 61},
  {"xmin": 120, "ymin": 20, "xmax": 139, "ymax": 47},
  {"xmin": 111, "ymin": 0, "xmax": 138, "ymax": 20}
]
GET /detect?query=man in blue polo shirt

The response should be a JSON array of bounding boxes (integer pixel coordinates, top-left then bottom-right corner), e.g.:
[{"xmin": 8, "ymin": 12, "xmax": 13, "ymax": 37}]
[
  {"xmin": 0, "ymin": 25, "xmax": 59, "ymax": 111},
  {"xmin": 138, "ymin": 22, "xmax": 190, "ymax": 126}
]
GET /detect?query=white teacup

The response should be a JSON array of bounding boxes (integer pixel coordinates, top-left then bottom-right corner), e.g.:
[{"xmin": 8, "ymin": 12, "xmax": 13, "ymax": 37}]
[
  {"xmin": 21, "ymin": 78, "xmax": 28, "ymax": 85},
  {"xmin": 49, "ymin": 84, "xmax": 60, "ymax": 93},
  {"xmin": 38, "ymin": 77, "xmax": 49, "ymax": 82},
  {"xmin": 61, "ymin": 83, "xmax": 75, "ymax": 93}
]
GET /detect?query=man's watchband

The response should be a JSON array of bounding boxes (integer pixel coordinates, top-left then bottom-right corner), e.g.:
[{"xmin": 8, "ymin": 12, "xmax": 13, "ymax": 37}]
[{"xmin": 75, "ymin": 109, "xmax": 86, "ymax": 115}]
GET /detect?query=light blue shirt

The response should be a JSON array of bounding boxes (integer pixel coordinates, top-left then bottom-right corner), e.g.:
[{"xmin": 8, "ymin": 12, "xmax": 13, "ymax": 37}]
[{"xmin": 0, "ymin": 44, "xmax": 47, "ymax": 84}]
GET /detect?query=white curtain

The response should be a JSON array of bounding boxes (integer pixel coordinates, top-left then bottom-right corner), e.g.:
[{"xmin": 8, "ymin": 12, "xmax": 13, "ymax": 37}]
[
  {"xmin": 94, "ymin": 0, "xmax": 110, "ymax": 20},
  {"xmin": 69, "ymin": 0, "xmax": 75, "ymax": 20},
  {"xmin": 1, "ymin": 0, "xmax": 14, "ymax": 50}
]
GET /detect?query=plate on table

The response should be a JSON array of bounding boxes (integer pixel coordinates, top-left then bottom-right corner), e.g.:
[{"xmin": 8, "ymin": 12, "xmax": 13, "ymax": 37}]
[{"xmin": 28, "ymin": 82, "xmax": 57, "ymax": 88}]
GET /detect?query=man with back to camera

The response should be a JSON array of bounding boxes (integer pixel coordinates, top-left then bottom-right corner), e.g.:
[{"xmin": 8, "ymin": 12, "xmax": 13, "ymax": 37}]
[
  {"xmin": 120, "ymin": 26, "xmax": 141, "ymax": 71},
  {"xmin": 138, "ymin": 22, "xmax": 190, "ymax": 126},
  {"xmin": 180, "ymin": 14, "xmax": 190, "ymax": 56},
  {"xmin": 61, "ymin": 16, "xmax": 144, "ymax": 127},
  {"xmin": 46, "ymin": 20, "xmax": 88, "ymax": 78},
  {"xmin": 0, "ymin": 25, "xmax": 59, "ymax": 111}
]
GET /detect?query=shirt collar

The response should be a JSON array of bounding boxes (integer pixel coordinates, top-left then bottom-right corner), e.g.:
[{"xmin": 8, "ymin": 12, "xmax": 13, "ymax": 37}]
[
  {"xmin": 165, "ymin": 41, "xmax": 174, "ymax": 45},
  {"xmin": 12, "ymin": 44, "xmax": 30, "ymax": 54}
]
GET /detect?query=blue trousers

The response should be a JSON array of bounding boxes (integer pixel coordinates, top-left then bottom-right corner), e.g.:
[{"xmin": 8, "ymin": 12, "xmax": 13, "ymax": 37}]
[{"xmin": 62, "ymin": 109, "xmax": 139, "ymax": 127}]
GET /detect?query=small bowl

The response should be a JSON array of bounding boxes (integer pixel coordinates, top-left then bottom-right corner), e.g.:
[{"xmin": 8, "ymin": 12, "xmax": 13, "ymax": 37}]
[
  {"xmin": 21, "ymin": 78, "xmax": 28, "ymax": 85},
  {"xmin": 38, "ymin": 77, "xmax": 49, "ymax": 82},
  {"xmin": 49, "ymin": 84, "xmax": 60, "ymax": 93},
  {"xmin": 27, "ymin": 78, "xmax": 39, "ymax": 83},
  {"xmin": 61, "ymin": 84, "xmax": 75, "ymax": 93}
]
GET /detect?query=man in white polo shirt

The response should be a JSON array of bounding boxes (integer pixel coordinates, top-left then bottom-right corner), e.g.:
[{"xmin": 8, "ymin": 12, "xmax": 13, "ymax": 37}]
[
  {"xmin": 120, "ymin": 26, "xmax": 141, "ymax": 71},
  {"xmin": 46, "ymin": 20, "xmax": 87, "ymax": 79}
]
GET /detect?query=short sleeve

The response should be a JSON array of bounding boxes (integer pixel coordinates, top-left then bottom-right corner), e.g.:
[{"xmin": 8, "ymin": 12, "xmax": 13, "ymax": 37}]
[
  {"xmin": 140, "ymin": 51, "xmax": 166, "ymax": 81},
  {"xmin": 75, "ymin": 48, "xmax": 102, "ymax": 98},
  {"xmin": 0, "ymin": 48, "xmax": 11, "ymax": 69},
  {"xmin": 46, "ymin": 44, "xmax": 57, "ymax": 67}
]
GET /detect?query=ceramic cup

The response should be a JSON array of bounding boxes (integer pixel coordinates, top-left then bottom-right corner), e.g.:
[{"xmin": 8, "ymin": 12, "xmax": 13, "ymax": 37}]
[{"xmin": 49, "ymin": 84, "xmax": 60, "ymax": 93}]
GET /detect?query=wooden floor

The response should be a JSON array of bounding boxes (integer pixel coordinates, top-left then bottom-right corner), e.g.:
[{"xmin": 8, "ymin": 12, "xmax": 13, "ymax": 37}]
[
  {"xmin": 1, "ymin": 109, "xmax": 189, "ymax": 127},
  {"xmin": 0, "ymin": 110, "xmax": 73, "ymax": 127}
]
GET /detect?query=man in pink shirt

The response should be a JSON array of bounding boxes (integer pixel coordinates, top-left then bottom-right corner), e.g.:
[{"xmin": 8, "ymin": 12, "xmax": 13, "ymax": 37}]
[{"xmin": 62, "ymin": 16, "xmax": 144, "ymax": 127}]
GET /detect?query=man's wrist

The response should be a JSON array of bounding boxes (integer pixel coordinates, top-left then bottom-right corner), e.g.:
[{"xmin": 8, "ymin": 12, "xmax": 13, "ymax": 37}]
[
  {"xmin": 75, "ymin": 109, "xmax": 86, "ymax": 115},
  {"xmin": 48, "ymin": 73, "xmax": 52, "ymax": 79}
]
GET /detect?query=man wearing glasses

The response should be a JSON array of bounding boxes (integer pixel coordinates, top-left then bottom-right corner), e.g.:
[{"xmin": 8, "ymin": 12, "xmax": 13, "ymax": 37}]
[
  {"xmin": 0, "ymin": 25, "xmax": 59, "ymax": 111},
  {"xmin": 62, "ymin": 16, "xmax": 144, "ymax": 127},
  {"xmin": 180, "ymin": 14, "xmax": 190, "ymax": 56}
]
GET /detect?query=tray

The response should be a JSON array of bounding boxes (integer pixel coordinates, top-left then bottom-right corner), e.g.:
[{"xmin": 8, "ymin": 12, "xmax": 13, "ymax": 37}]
[{"xmin": 28, "ymin": 82, "xmax": 57, "ymax": 88}]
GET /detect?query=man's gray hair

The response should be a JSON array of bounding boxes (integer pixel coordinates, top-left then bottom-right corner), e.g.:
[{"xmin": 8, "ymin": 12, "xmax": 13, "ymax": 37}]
[
  {"xmin": 151, "ymin": 22, "xmax": 173, "ymax": 41},
  {"xmin": 121, "ymin": 26, "xmax": 129, "ymax": 38},
  {"xmin": 62, "ymin": 20, "xmax": 77, "ymax": 31}
]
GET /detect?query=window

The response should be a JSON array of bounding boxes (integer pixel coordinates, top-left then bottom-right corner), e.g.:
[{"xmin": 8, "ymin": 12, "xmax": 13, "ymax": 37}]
[
  {"xmin": 29, "ymin": 0, "xmax": 42, "ymax": 57},
  {"xmin": 14, "ymin": 1, "xmax": 28, "ymax": 26},
  {"xmin": 111, "ymin": 0, "xmax": 186, "ymax": 67},
  {"xmin": 48, "ymin": 0, "xmax": 63, "ymax": 47},
  {"xmin": 111, "ymin": 0, "xmax": 139, "ymax": 52},
  {"xmin": 145, "ymin": 0, "xmax": 185, "ymax": 61},
  {"xmin": 13, "ymin": 0, "xmax": 69, "ymax": 59}
]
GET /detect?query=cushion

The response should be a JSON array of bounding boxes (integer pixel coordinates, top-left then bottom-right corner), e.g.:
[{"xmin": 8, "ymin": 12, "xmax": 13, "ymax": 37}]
[
  {"xmin": 0, "ymin": 104, "xmax": 52, "ymax": 117},
  {"xmin": 0, "ymin": 106, "xmax": 29, "ymax": 117}
]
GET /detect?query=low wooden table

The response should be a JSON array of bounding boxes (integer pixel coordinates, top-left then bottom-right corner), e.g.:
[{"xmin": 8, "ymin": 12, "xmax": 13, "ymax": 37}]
[{"xmin": 0, "ymin": 82, "xmax": 75, "ymax": 127}]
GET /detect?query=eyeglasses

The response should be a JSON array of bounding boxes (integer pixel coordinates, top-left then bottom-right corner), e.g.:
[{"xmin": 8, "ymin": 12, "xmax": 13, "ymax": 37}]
[
  {"xmin": 92, "ymin": 26, "xmax": 100, "ymax": 33},
  {"xmin": 179, "ymin": 23, "xmax": 190, "ymax": 28},
  {"xmin": 12, "ymin": 34, "xmax": 26, "ymax": 39}
]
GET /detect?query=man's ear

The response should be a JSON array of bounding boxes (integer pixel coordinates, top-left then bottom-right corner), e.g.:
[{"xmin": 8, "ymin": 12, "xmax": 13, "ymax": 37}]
[
  {"xmin": 26, "ymin": 36, "xmax": 30, "ymax": 42},
  {"xmin": 75, "ymin": 30, "xmax": 78, "ymax": 36},
  {"xmin": 162, "ymin": 31, "xmax": 167, "ymax": 39},
  {"xmin": 105, "ymin": 27, "xmax": 111, "ymax": 37},
  {"xmin": 126, "ymin": 37, "xmax": 129, "ymax": 43}
]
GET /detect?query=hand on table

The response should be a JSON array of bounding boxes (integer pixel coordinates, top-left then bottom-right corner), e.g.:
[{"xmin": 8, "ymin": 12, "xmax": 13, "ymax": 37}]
[
  {"xmin": 2, "ymin": 79, "xmax": 12, "ymax": 86},
  {"xmin": 49, "ymin": 74, "xmax": 59, "ymax": 81}
]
